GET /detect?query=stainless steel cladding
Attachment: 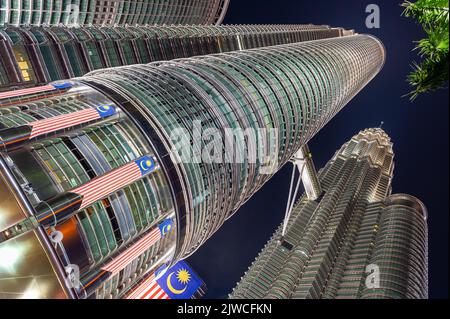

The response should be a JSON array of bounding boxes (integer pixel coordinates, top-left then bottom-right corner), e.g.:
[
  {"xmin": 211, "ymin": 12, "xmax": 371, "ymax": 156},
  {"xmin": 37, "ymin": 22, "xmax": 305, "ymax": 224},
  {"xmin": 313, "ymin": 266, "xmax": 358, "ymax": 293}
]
[
  {"xmin": 0, "ymin": 33, "xmax": 385, "ymax": 298},
  {"xmin": 81, "ymin": 34, "xmax": 385, "ymax": 259},
  {"xmin": 0, "ymin": 24, "xmax": 344, "ymax": 91}
]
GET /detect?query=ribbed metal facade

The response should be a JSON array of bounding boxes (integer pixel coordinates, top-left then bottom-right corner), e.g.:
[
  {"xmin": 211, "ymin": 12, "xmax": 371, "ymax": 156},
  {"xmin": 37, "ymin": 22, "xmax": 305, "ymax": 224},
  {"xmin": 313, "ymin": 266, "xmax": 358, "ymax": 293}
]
[
  {"xmin": 361, "ymin": 194, "xmax": 428, "ymax": 299},
  {"xmin": 0, "ymin": 24, "xmax": 344, "ymax": 90},
  {"xmin": 0, "ymin": 34, "xmax": 385, "ymax": 298},
  {"xmin": 0, "ymin": 0, "xmax": 230, "ymax": 27},
  {"xmin": 230, "ymin": 129, "xmax": 428, "ymax": 299},
  {"xmin": 82, "ymin": 34, "xmax": 386, "ymax": 259}
]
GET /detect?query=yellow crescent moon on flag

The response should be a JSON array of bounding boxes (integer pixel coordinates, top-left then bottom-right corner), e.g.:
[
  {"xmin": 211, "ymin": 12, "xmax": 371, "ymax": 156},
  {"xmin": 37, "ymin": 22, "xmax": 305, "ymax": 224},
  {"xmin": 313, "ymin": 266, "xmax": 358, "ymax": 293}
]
[
  {"xmin": 97, "ymin": 105, "xmax": 110, "ymax": 113},
  {"xmin": 167, "ymin": 272, "xmax": 187, "ymax": 295},
  {"xmin": 161, "ymin": 224, "xmax": 171, "ymax": 235},
  {"xmin": 140, "ymin": 159, "xmax": 152, "ymax": 172}
]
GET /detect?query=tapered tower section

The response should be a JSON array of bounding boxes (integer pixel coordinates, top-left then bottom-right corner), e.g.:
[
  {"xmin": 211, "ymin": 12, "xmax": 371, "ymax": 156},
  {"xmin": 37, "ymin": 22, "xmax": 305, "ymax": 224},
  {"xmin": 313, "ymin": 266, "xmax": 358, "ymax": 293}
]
[
  {"xmin": 230, "ymin": 129, "xmax": 428, "ymax": 299},
  {"xmin": 81, "ymin": 34, "xmax": 386, "ymax": 258}
]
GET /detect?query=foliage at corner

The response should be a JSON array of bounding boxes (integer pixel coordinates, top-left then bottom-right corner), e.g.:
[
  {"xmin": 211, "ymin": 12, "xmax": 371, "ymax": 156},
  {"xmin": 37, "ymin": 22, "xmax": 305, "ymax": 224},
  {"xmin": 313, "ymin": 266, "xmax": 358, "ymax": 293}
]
[{"xmin": 401, "ymin": 0, "xmax": 449, "ymax": 100}]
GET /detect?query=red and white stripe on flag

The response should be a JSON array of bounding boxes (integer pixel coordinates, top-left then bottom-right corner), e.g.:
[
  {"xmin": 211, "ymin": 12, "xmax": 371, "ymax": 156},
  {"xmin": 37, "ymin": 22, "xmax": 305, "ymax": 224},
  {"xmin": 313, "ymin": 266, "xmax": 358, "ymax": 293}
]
[
  {"xmin": 72, "ymin": 160, "xmax": 142, "ymax": 209},
  {"xmin": 0, "ymin": 85, "xmax": 55, "ymax": 100},
  {"xmin": 102, "ymin": 227, "xmax": 162, "ymax": 275},
  {"xmin": 29, "ymin": 108, "xmax": 101, "ymax": 138},
  {"xmin": 126, "ymin": 273, "xmax": 170, "ymax": 300}
]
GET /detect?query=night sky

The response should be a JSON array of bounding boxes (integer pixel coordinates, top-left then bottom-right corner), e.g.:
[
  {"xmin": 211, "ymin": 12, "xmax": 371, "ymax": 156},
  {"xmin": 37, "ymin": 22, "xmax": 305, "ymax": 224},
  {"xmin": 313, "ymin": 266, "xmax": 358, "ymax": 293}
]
[{"xmin": 187, "ymin": 0, "xmax": 449, "ymax": 299}]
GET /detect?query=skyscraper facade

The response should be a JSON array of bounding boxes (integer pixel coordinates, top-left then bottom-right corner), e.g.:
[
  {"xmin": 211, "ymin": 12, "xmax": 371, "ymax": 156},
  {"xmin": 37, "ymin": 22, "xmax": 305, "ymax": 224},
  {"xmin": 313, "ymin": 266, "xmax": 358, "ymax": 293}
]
[
  {"xmin": 0, "ymin": 34, "xmax": 385, "ymax": 299},
  {"xmin": 230, "ymin": 129, "xmax": 428, "ymax": 299},
  {"xmin": 0, "ymin": 24, "xmax": 344, "ymax": 91},
  {"xmin": 0, "ymin": 0, "xmax": 230, "ymax": 27}
]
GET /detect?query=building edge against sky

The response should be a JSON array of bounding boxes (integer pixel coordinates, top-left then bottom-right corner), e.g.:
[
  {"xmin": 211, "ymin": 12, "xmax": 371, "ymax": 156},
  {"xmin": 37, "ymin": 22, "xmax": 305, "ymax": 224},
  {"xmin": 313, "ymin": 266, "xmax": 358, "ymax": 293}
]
[
  {"xmin": 230, "ymin": 128, "xmax": 428, "ymax": 299},
  {"xmin": 0, "ymin": 32, "xmax": 386, "ymax": 299},
  {"xmin": 0, "ymin": 0, "xmax": 231, "ymax": 27}
]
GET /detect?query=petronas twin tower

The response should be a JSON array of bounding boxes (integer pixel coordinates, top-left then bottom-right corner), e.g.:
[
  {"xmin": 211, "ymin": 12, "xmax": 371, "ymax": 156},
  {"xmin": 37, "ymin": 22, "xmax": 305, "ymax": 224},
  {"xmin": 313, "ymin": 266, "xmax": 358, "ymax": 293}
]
[
  {"xmin": 231, "ymin": 129, "xmax": 428, "ymax": 299},
  {"xmin": 0, "ymin": 1, "xmax": 427, "ymax": 299}
]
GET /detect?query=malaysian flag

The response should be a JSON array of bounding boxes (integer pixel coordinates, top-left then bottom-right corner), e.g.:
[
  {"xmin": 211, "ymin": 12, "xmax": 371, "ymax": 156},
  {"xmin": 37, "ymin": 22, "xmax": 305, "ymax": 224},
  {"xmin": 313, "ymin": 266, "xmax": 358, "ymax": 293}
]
[
  {"xmin": 0, "ymin": 104, "xmax": 116, "ymax": 150},
  {"xmin": 72, "ymin": 155, "xmax": 156, "ymax": 209},
  {"xmin": 0, "ymin": 82, "xmax": 72, "ymax": 102},
  {"xmin": 29, "ymin": 104, "xmax": 116, "ymax": 139},
  {"xmin": 125, "ymin": 272, "xmax": 168, "ymax": 299},
  {"xmin": 102, "ymin": 219, "xmax": 173, "ymax": 275},
  {"xmin": 125, "ymin": 261, "xmax": 203, "ymax": 300},
  {"xmin": 0, "ymin": 85, "xmax": 55, "ymax": 100},
  {"xmin": 79, "ymin": 220, "xmax": 173, "ymax": 295}
]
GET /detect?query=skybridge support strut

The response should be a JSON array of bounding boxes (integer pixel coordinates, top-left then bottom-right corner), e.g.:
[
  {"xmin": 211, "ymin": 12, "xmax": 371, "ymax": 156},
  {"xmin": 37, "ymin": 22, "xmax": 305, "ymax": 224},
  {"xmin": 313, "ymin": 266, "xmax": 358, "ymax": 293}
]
[{"xmin": 281, "ymin": 145, "xmax": 322, "ymax": 238}]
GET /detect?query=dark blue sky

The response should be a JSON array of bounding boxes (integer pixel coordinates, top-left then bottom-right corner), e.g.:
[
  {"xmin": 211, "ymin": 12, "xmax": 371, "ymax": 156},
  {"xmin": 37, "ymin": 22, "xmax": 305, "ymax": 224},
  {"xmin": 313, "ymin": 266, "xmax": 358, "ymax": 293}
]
[{"xmin": 187, "ymin": 0, "xmax": 449, "ymax": 299}]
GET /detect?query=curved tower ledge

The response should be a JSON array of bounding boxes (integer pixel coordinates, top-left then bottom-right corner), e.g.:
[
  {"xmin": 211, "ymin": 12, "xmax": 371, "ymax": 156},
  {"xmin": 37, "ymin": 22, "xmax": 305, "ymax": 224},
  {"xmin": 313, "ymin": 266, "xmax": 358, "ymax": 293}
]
[{"xmin": 385, "ymin": 194, "xmax": 428, "ymax": 221}]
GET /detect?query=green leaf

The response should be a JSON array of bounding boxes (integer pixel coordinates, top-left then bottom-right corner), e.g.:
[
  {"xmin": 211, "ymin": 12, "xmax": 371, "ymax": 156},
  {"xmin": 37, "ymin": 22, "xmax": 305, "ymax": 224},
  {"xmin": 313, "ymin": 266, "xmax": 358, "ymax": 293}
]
[{"xmin": 402, "ymin": 0, "xmax": 449, "ymax": 100}]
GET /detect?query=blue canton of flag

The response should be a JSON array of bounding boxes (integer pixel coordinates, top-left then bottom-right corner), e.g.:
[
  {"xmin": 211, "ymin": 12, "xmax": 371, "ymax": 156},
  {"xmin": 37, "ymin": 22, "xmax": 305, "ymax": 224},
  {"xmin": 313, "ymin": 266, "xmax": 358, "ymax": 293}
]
[
  {"xmin": 51, "ymin": 82, "xmax": 72, "ymax": 90},
  {"xmin": 135, "ymin": 156, "xmax": 156, "ymax": 176},
  {"xmin": 159, "ymin": 219, "xmax": 173, "ymax": 236},
  {"xmin": 156, "ymin": 261, "xmax": 203, "ymax": 299},
  {"xmin": 95, "ymin": 104, "xmax": 116, "ymax": 118}
]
